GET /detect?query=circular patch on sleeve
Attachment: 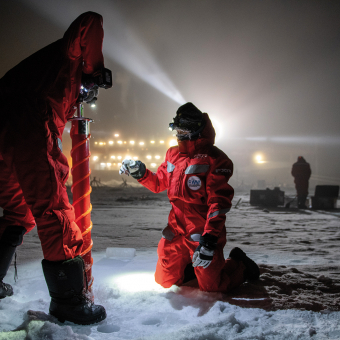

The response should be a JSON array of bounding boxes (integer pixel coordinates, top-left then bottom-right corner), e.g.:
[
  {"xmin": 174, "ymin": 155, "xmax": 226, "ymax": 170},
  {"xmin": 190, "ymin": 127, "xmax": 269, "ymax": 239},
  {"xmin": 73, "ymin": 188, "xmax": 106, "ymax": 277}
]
[{"xmin": 187, "ymin": 176, "xmax": 201, "ymax": 190}]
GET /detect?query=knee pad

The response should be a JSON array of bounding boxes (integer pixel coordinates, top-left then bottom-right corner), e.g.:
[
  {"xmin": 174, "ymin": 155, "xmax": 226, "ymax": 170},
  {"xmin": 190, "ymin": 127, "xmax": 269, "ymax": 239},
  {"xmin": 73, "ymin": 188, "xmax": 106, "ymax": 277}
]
[{"xmin": 0, "ymin": 225, "xmax": 26, "ymax": 247}]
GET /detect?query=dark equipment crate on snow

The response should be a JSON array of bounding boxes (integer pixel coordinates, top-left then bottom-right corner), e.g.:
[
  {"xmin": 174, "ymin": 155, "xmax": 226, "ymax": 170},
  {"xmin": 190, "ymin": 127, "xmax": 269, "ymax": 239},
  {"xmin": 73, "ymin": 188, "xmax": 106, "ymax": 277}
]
[
  {"xmin": 250, "ymin": 188, "xmax": 285, "ymax": 207},
  {"xmin": 311, "ymin": 185, "xmax": 339, "ymax": 210}
]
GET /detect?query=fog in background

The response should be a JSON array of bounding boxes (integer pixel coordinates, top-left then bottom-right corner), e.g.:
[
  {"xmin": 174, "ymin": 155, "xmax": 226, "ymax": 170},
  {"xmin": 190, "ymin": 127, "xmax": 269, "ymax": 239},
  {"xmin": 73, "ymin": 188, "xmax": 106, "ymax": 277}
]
[{"xmin": 1, "ymin": 0, "xmax": 340, "ymax": 190}]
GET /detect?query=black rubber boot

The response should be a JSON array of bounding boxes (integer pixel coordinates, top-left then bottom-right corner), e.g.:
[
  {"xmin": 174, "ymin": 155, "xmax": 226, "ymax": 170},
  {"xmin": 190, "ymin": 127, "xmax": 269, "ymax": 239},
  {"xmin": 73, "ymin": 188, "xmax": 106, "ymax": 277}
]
[
  {"xmin": 0, "ymin": 244, "xmax": 16, "ymax": 299},
  {"xmin": 0, "ymin": 225, "xmax": 26, "ymax": 299},
  {"xmin": 298, "ymin": 195, "xmax": 308, "ymax": 209},
  {"xmin": 42, "ymin": 256, "xmax": 106, "ymax": 325},
  {"xmin": 229, "ymin": 247, "xmax": 260, "ymax": 281}
]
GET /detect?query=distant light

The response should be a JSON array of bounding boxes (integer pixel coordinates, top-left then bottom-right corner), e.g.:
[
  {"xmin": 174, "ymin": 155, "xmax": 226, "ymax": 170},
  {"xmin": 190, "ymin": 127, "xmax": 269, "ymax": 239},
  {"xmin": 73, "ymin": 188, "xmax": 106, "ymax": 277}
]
[
  {"xmin": 95, "ymin": 142, "xmax": 98, "ymax": 145},
  {"xmin": 109, "ymin": 141, "xmax": 114, "ymax": 145},
  {"xmin": 91, "ymin": 103, "xmax": 96, "ymax": 108},
  {"xmin": 150, "ymin": 141, "xmax": 155, "ymax": 144},
  {"xmin": 118, "ymin": 141, "xmax": 123, "ymax": 144},
  {"xmin": 133, "ymin": 156, "xmax": 138, "ymax": 160},
  {"xmin": 118, "ymin": 163, "xmax": 122, "ymax": 166},
  {"xmin": 254, "ymin": 153, "xmax": 266, "ymax": 164},
  {"xmin": 160, "ymin": 140, "xmax": 164, "ymax": 144},
  {"xmin": 126, "ymin": 155, "xmax": 131, "ymax": 159},
  {"xmin": 151, "ymin": 163, "xmax": 157, "ymax": 167},
  {"xmin": 124, "ymin": 141, "xmax": 127, "ymax": 144},
  {"xmin": 169, "ymin": 139, "xmax": 177, "ymax": 147},
  {"xmin": 99, "ymin": 142, "xmax": 104, "ymax": 145},
  {"xmin": 130, "ymin": 141, "xmax": 135, "ymax": 145},
  {"xmin": 104, "ymin": 142, "xmax": 106, "ymax": 145},
  {"xmin": 139, "ymin": 142, "xmax": 144, "ymax": 146},
  {"xmin": 146, "ymin": 155, "xmax": 152, "ymax": 159},
  {"xmin": 114, "ymin": 134, "xmax": 119, "ymax": 137},
  {"xmin": 117, "ymin": 156, "xmax": 122, "ymax": 160},
  {"xmin": 93, "ymin": 156, "xmax": 98, "ymax": 161},
  {"xmin": 107, "ymin": 163, "xmax": 112, "ymax": 166},
  {"xmin": 111, "ymin": 156, "xmax": 115, "ymax": 159},
  {"xmin": 155, "ymin": 155, "xmax": 160, "ymax": 159},
  {"xmin": 100, "ymin": 163, "xmax": 106, "ymax": 166}
]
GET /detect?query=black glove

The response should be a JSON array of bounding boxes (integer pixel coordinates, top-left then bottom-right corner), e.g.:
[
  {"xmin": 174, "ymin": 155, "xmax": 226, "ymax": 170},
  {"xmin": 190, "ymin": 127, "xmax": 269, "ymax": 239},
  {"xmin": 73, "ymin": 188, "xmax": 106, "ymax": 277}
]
[
  {"xmin": 192, "ymin": 233, "xmax": 218, "ymax": 269},
  {"xmin": 129, "ymin": 161, "xmax": 146, "ymax": 179},
  {"xmin": 119, "ymin": 159, "xmax": 146, "ymax": 180}
]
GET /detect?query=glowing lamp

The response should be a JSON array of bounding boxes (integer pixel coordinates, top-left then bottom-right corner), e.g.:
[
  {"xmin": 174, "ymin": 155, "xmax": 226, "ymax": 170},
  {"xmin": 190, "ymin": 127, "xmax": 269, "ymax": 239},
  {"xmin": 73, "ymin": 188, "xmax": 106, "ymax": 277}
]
[
  {"xmin": 254, "ymin": 153, "xmax": 266, "ymax": 164},
  {"xmin": 114, "ymin": 272, "xmax": 166, "ymax": 293}
]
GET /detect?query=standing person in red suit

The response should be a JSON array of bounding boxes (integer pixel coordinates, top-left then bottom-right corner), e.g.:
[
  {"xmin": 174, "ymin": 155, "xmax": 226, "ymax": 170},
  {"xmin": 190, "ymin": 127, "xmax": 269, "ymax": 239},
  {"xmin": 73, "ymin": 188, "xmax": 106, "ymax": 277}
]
[
  {"xmin": 291, "ymin": 156, "xmax": 312, "ymax": 209},
  {"xmin": 119, "ymin": 102, "xmax": 260, "ymax": 292},
  {"xmin": 0, "ymin": 12, "xmax": 110, "ymax": 325}
]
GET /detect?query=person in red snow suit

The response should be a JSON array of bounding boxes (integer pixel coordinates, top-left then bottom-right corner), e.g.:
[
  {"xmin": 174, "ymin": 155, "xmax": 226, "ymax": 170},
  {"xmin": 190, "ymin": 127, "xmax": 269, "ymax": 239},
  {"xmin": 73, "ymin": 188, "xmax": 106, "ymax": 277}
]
[
  {"xmin": 119, "ymin": 102, "xmax": 260, "ymax": 292},
  {"xmin": 0, "ymin": 12, "xmax": 108, "ymax": 324},
  {"xmin": 291, "ymin": 156, "xmax": 311, "ymax": 209}
]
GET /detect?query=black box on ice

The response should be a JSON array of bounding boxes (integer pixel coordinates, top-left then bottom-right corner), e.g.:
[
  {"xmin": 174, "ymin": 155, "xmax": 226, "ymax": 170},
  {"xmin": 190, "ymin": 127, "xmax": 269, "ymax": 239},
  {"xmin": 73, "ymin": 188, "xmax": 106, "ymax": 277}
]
[
  {"xmin": 250, "ymin": 188, "xmax": 285, "ymax": 207},
  {"xmin": 311, "ymin": 185, "xmax": 339, "ymax": 210}
]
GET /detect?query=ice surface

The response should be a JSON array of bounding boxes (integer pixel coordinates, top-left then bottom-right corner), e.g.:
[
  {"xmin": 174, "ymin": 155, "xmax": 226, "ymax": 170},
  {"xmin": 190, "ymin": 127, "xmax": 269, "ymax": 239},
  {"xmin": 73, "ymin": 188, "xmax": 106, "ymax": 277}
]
[
  {"xmin": 0, "ymin": 187, "xmax": 340, "ymax": 339},
  {"xmin": 106, "ymin": 247, "xmax": 136, "ymax": 259}
]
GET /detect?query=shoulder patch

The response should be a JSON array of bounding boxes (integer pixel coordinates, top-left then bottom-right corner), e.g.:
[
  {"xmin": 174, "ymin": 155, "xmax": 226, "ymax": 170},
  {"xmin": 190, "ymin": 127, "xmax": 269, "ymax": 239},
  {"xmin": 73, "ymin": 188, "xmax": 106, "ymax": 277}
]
[{"xmin": 187, "ymin": 176, "xmax": 201, "ymax": 190}]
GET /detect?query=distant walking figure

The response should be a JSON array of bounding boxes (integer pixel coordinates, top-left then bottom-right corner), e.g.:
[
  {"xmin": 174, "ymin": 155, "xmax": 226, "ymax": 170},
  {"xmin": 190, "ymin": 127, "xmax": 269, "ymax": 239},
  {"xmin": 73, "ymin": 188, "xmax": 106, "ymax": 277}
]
[{"xmin": 291, "ymin": 156, "xmax": 311, "ymax": 209}]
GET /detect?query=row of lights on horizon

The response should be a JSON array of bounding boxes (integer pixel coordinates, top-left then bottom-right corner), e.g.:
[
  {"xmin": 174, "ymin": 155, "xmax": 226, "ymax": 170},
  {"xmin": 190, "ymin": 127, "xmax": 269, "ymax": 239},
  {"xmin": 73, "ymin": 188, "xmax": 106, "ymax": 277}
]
[
  {"xmin": 93, "ymin": 134, "xmax": 177, "ymax": 147},
  {"xmin": 92, "ymin": 155, "xmax": 162, "ymax": 161},
  {"xmin": 96, "ymin": 154, "xmax": 266, "ymax": 169}
]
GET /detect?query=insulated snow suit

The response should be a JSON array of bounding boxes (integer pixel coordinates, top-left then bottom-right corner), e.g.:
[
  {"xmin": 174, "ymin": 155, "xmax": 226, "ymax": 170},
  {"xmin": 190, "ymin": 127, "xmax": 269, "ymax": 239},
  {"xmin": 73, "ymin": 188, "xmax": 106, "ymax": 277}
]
[
  {"xmin": 291, "ymin": 157, "xmax": 311, "ymax": 207},
  {"xmin": 138, "ymin": 113, "xmax": 246, "ymax": 292},
  {"xmin": 0, "ymin": 12, "xmax": 104, "ymax": 261}
]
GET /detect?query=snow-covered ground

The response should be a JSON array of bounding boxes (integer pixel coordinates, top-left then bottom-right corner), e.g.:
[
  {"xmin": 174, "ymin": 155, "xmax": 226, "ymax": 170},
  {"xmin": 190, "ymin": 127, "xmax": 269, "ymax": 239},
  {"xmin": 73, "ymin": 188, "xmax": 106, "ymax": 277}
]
[{"xmin": 1, "ymin": 186, "xmax": 340, "ymax": 339}]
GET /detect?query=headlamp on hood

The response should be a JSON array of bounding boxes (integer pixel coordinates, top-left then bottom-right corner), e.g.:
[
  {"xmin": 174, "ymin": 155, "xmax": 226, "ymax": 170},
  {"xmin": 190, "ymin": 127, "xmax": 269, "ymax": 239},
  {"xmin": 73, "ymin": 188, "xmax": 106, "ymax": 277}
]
[
  {"xmin": 169, "ymin": 102, "xmax": 205, "ymax": 141},
  {"xmin": 78, "ymin": 68, "xmax": 112, "ymax": 107}
]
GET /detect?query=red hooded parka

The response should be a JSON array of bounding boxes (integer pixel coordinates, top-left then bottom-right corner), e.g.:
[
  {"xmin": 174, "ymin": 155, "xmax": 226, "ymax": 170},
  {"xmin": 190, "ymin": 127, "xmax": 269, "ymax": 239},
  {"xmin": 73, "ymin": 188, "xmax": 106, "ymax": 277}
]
[{"xmin": 0, "ymin": 12, "xmax": 104, "ymax": 261}]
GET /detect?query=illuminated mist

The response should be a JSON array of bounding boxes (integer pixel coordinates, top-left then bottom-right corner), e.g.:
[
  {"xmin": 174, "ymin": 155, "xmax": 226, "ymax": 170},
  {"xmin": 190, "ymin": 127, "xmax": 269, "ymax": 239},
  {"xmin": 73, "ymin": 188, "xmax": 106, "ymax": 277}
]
[{"xmin": 19, "ymin": 0, "xmax": 185, "ymax": 104}]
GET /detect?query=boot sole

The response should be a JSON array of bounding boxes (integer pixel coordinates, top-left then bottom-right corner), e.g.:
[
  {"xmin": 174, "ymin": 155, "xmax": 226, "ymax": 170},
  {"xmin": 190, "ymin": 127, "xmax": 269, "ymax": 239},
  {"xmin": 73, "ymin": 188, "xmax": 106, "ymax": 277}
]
[{"xmin": 51, "ymin": 310, "xmax": 107, "ymax": 325}]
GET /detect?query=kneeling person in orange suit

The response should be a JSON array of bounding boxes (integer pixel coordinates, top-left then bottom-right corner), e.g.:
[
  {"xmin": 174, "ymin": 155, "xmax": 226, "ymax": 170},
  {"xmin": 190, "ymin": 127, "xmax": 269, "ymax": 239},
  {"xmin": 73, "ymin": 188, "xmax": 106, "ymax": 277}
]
[{"xmin": 119, "ymin": 102, "xmax": 260, "ymax": 292}]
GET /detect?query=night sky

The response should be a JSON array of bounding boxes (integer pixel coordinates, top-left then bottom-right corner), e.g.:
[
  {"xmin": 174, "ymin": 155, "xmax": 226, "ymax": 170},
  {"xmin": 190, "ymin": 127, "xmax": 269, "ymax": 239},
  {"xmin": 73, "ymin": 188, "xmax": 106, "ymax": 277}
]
[{"xmin": 1, "ymin": 0, "xmax": 340, "ymax": 187}]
